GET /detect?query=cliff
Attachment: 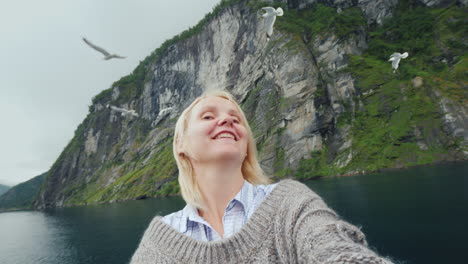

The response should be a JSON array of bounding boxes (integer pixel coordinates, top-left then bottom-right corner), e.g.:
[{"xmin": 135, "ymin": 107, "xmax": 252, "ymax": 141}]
[{"xmin": 33, "ymin": 0, "xmax": 467, "ymax": 209}]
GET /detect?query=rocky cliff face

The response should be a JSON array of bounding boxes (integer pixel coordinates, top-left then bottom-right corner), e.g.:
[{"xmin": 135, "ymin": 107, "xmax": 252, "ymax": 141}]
[{"xmin": 33, "ymin": 0, "xmax": 467, "ymax": 209}]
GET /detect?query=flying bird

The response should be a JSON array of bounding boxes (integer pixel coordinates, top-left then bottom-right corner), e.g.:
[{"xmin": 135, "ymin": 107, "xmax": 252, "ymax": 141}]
[
  {"xmin": 262, "ymin": 7, "xmax": 284, "ymax": 41},
  {"xmin": 82, "ymin": 37, "xmax": 126, "ymax": 60},
  {"xmin": 107, "ymin": 105, "xmax": 139, "ymax": 118},
  {"xmin": 388, "ymin": 52, "xmax": 409, "ymax": 73},
  {"xmin": 152, "ymin": 107, "xmax": 174, "ymax": 126},
  {"xmin": 158, "ymin": 107, "xmax": 173, "ymax": 117}
]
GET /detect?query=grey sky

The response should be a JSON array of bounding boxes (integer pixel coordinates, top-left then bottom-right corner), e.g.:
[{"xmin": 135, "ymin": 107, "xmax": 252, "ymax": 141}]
[{"xmin": 0, "ymin": 0, "xmax": 220, "ymax": 186}]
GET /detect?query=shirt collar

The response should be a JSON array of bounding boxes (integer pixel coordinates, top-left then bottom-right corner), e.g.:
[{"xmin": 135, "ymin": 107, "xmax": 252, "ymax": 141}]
[
  {"xmin": 228, "ymin": 180, "xmax": 255, "ymax": 213},
  {"xmin": 180, "ymin": 203, "xmax": 205, "ymax": 233},
  {"xmin": 180, "ymin": 180, "xmax": 256, "ymax": 232}
]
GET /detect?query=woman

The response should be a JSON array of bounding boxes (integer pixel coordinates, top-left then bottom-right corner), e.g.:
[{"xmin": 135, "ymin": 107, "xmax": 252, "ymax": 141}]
[{"xmin": 131, "ymin": 90, "xmax": 393, "ymax": 263}]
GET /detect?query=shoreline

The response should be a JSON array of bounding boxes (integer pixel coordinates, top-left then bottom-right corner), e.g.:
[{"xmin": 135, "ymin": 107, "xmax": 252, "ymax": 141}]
[{"xmin": 3, "ymin": 160, "xmax": 467, "ymax": 212}]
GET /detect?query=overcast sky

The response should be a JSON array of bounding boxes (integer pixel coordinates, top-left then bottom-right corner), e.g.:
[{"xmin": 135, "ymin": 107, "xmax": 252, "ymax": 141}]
[{"xmin": 0, "ymin": 0, "xmax": 220, "ymax": 186}]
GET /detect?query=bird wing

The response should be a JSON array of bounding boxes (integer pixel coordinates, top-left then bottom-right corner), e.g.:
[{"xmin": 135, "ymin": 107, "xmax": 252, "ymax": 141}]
[
  {"xmin": 83, "ymin": 38, "xmax": 110, "ymax": 56},
  {"xmin": 275, "ymin": 7, "xmax": 284, "ymax": 16},
  {"xmin": 110, "ymin": 106, "xmax": 126, "ymax": 113},
  {"xmin": 125, "ymin": 109, "xmax": 137, "ymax": 117},
  {"xmin": 264, "ymin": 14, "xmax": 277, "ymax": 36},
  {"xmin": 391, "ymin": 57, "xmax": 401, "ymax": 69},
  {"xmin": 262, "ymin": 7, "xmax": 275, "ymax": 14},
  {"xmin": 389, "ymin": 52, "xmax": 400, "ymax": 58}
]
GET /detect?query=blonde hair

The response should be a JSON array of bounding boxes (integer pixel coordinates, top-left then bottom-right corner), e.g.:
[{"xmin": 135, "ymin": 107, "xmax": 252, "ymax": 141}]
[{"xmin": 173, "ymin": 90, "xmax": 270, "ymax": 209}]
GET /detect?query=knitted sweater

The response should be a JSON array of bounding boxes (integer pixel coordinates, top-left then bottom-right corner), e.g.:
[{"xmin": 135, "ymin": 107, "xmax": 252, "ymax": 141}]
[{"xmin": 130, "ymin": 180, "xmax": 393, "ymax": 263}]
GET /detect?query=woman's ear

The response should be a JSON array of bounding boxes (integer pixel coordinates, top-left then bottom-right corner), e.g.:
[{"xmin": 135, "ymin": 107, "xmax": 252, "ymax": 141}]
[
  {"xmin": 177, "ymin": 146, "xmax": 185, "ymax": 156},
  {"xmin": 176, "ymin": 144, "xmax": 186, "ymax": 156}
]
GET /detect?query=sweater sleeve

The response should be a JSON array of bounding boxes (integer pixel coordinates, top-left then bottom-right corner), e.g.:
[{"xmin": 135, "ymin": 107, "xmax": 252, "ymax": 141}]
[{"xmin": 292, "ymin": 185, "xmax": 394, "ymax": 264}]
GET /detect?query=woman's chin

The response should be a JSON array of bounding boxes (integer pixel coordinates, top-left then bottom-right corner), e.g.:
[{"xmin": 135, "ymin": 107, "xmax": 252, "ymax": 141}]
[{"xmin": 210, "ymin": 150, "xmax": 243, "ymax": 162}]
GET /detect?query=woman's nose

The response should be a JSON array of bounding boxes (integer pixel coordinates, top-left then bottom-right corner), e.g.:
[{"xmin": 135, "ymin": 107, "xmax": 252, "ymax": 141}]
[{"xmin": 218, "ymin": 115, "xmax": 234, "ymax": 126}]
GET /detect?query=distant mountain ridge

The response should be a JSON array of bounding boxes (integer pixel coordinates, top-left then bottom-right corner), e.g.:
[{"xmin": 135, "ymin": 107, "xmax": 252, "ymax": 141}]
[
  {"xmin": 0, "ymin": 184, "xmax": 10, "ymax": 196},
  {"xmin": 0, "ymin": 173, "xmax": 46, "ymax": 212}
]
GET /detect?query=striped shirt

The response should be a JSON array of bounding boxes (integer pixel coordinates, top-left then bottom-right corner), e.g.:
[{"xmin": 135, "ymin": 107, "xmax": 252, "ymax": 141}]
[{"xmin": 161, "ymin": 180, "xmax": 278, "ymax": 242}]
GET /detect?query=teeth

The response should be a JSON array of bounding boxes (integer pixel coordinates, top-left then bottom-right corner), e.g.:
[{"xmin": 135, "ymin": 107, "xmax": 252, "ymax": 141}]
[{"xmin": 215, "ymin": 133, "xmax": 235, "ymax": 140}]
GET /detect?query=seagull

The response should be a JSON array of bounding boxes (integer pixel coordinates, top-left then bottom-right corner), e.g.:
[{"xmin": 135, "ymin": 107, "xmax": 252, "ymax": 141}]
[
  {"xmin": 107, "ymin": 105, "xmax": 138, "ymax": 118},
  {"xmin": 261, "ymin": 7, "xmax": 284, "ymax": 41},
  {"xmin": 82, "ymin": 37, "xmax": 126, "ymax": 60},
  {"xmin": 388, "ymin": 52, "xmax": 409, "ymax": 73},
  {"xmin": 152, "ymin": 107, "xmax": 174, "ymax": 126},
  {"xmin": 159, "ymin": 107, "xmax": 173, "ymax": 117}
]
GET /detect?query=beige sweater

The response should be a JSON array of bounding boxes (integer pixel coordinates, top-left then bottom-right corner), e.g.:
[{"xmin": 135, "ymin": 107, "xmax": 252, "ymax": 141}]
[{"xmin": 131, "ymin": 180, "xmax": 394, "ymax": 263}]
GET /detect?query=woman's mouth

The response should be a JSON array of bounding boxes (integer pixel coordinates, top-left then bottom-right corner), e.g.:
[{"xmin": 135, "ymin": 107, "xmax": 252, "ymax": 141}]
[{"xmin": 212, "ymin": 132, "xmax": 236, "ymax": 141}]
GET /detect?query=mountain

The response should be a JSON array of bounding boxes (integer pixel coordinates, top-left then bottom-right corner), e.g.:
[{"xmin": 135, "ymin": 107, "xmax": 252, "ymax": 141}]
[
  {"xmin": 33, "ymin": 0, "xmax": 467, "ymax": 209},
  {"xmin": 0, "ymin": 184, "xmax": 10, "ymax": 196},
  {"xmin": 0, "ymin": 173, "xmax": 46, "ymax": 212}
]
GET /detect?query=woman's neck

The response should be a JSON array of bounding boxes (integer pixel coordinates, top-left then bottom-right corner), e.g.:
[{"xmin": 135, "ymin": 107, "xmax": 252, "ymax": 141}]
[{"xmin": 192, "ymin": 161, "xmax": 245, "ymax": 238}]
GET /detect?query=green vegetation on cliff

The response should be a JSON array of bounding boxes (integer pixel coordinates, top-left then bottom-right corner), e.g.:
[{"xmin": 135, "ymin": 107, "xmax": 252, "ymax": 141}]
[
  {"xmin": 87, "ymin": 138, "xmax": 178, "ymax": 203},
  {"xmin": 58, "ymin": 136, "xmax": 179, "ymax": 206},
  {"xmin": 276, "ymin": 4, "xmax": 366, "ymax": 40},
  {"xmin": 0, "ymin": 173, "xmax": 46, "ymax": 211},
  {"xmin": 345, "ymin": 3, "xmax": 466, "ymax": 171},
  {"xmin": 294, "ymin": 1, "xmax": 467, "ymax": 178}
]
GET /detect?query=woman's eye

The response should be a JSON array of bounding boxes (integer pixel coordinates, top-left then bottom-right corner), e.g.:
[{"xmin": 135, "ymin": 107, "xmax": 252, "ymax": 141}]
[{"xmin": 203, "ymin": 116, "xmax": 213, "ymax": 120}]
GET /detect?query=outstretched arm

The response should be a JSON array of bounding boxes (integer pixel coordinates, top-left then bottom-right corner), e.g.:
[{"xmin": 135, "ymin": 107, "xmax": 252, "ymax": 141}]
[{"xmin": 291, "ymin": 187, "xmax": 394, "ymax": 263}]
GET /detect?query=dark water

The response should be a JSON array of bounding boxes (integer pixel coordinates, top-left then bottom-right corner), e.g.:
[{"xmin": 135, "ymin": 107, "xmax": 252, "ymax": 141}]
[
  {"xmin": 0, "ymin": 197, "xmax": 185, "ymax": 264},
  {"xmin": 0, "ymin": 162, "xmax": 466, "ymax": 264},
  {"xmin": 304, "ymin": 162, "xmax": 468, "ymax": 264}
]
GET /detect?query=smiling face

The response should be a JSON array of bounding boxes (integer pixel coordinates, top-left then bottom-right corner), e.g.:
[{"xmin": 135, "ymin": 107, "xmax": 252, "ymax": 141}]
[
  {"xmin": 183, "ymin": 96, "xmax": 248, "ymax": 164},
  {"xmin": 173, "ymin": 91, "xmax": 270, "ymax": 209}
]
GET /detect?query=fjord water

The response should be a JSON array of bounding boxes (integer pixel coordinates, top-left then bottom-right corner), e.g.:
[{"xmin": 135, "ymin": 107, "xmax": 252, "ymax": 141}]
[
  {"xmin": 0, "ymin": 197, "xmax": 185, "ymax": 264},
  {"xmin": 305, "ymin": 162, "xmax": 468, "ymax": 264},
  {"xmin": 0, "ymin": 162, "xmax": 466, "ymax": 264}
]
